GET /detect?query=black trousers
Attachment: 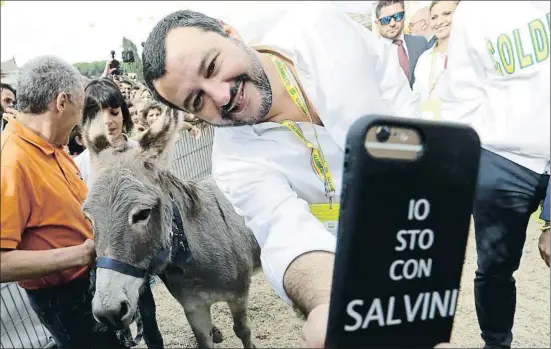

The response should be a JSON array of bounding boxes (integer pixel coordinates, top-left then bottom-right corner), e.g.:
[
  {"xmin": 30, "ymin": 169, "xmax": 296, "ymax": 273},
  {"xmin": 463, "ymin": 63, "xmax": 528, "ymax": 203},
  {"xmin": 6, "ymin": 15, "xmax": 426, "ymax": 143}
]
[{"xmin": 473, "ymin": 149, "xmax": 549, "ymax": 348}]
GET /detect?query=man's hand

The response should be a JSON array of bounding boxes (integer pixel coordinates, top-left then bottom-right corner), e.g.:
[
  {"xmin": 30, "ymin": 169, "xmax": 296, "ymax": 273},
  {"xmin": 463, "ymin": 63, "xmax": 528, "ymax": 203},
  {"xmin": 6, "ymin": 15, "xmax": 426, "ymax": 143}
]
[
  {"xmin": 300, "ymin": 303, "xmax": 455, "ymax": 348},
  {"xmin": 189, "ymin": 126, "xmax": 202, "ymax": 139},
  {"xmin": 300, "ymin": 303, "xmax": 329, "ymax": 348},
  {"xmin": 135, "ymin": 124, "xmax": 146, "ymax": 133},
  {"xmin": 79, "ymin": 239, "xmax": 96, "ymax": 267},
  {"xmin": 538, "ymin": 226, "xmax": 550, "ymax": 267}
]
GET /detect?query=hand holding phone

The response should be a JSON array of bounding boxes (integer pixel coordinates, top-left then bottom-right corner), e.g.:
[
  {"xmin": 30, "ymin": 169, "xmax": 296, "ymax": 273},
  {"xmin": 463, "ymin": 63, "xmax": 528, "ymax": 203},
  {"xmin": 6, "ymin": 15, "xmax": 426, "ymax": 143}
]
[
  {"xmin": 301, "ymin": 303, "xmax": 456, "ymax": 348},
  {"xmin": 325, "ymin": 115, "xmax": 481, "ymax": 348}
]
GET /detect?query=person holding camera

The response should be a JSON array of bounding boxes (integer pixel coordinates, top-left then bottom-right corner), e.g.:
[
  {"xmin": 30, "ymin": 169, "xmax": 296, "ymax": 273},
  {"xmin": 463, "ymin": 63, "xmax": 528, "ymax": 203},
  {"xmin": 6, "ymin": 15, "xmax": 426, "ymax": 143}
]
[
  {"xmin": 102, "ymin": 50, "xmax": 121, "ymax": 78},
  {"xmin": 141, "ymin": 3, "xmax": 419, "ymax": 346}
]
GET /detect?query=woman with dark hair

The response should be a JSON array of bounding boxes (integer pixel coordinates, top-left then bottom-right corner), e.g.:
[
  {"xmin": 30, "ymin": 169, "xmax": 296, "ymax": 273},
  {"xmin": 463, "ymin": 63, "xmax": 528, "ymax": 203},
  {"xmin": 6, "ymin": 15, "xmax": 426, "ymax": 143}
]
[{"xmin": 74, "ymin": 77, "xmax": 137, "ymax": 188}]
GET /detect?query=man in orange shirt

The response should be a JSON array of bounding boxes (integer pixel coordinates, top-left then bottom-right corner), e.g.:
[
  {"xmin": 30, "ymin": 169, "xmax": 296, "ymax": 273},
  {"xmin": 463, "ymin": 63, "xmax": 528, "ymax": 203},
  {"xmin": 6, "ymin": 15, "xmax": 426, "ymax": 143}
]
[{"xmin": 0, "ymin": 55, "xmax": 123, "ymax": 348}]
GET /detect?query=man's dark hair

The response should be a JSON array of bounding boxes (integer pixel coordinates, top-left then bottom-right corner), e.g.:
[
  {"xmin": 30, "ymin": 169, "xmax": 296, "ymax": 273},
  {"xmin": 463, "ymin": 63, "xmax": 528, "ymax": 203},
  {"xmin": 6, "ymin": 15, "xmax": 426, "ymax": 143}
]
[
  {"xmin": 376, "ymin": 0, "xmax": 405, "ymax": 18},
  {"xmin": 0, "ymin": 83, "xmax": 16, "ymax": 97},
  {"xmin": 142, "ymin": 10, "xmax": 227, "ymax": 111}
]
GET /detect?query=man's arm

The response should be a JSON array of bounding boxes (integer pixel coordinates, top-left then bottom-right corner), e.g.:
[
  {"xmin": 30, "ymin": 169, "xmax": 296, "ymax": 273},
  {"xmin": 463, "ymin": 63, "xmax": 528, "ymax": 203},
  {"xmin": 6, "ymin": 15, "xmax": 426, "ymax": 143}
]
[
  {"xmin": 283, "ymin": 251, "xmax": 334, "ymax": 316},
  {"xmin": 0, "ymin": 244, "xmax": 91, "ymax": 283},
  {"xmin": 212, "ymin": 151, "xmax": 336, "ymax": 314},
  {"xmin": 438, "ymin": 2, "xmax": 491, "ymax": 123}
]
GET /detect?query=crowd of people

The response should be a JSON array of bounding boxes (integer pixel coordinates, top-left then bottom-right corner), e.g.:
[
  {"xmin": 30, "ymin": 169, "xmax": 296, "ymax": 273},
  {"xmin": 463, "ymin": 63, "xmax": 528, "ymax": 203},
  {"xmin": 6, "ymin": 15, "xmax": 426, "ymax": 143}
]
[
  {"xmin": 0, "ymin": 0, "xmax": 549, "ymax": 348},
  {"xmin": 1, "ymin": 57, "xmax": 203, "ymax": 159}
]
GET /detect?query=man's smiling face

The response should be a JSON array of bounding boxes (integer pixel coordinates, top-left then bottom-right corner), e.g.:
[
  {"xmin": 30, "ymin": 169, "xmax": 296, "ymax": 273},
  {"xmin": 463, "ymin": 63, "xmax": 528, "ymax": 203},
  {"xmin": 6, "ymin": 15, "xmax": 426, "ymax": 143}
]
[{"xmin": 152, "ymin": 27, "xmax": 272, "ymax": 127}]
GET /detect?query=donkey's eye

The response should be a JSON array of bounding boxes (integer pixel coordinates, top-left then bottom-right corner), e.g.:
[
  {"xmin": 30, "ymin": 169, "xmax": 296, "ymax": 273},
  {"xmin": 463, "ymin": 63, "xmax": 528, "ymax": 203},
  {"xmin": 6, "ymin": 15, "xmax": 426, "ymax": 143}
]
[{"xmin": 132, "ymin": 209, "xmax": 151, "ymax": 224}]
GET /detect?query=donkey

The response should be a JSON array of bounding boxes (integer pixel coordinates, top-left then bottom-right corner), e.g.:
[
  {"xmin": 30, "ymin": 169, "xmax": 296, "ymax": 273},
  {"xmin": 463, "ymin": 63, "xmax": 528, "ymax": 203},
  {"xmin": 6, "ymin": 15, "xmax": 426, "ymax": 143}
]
[{"xmin": 80, "ymin": 104, "xmax": 261, "ymax": 348}]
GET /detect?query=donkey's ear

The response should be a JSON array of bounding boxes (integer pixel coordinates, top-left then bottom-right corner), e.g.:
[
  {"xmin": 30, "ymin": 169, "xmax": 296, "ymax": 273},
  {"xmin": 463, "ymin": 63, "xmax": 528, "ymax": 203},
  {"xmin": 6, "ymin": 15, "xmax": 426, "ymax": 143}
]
[
  {"xmin": 81, "ymin": 98, "xmax": 111, "ymax": 159},
  {"xmin": 81, "ymin": 96, "xmax": 128, "ymax": 172},
  {"xmin": 138, "ymin": 108, "xmax": 185, "ymax": 167}
]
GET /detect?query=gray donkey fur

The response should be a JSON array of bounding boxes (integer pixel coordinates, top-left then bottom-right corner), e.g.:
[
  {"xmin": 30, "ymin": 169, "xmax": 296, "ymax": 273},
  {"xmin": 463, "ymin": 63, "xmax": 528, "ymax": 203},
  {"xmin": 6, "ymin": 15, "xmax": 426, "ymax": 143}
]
[{"xmin": 81, "ymin": 107, "xmax": 261, "ymax": 348}]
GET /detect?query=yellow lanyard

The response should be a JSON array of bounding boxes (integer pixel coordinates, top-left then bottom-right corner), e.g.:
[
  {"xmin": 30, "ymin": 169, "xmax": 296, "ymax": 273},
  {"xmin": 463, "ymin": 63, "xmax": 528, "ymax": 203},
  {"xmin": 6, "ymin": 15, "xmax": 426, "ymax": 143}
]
[
  {"xmin": 428, "ymin": 49, "xmax": 447, "ymax": 99},
  {"xmin": 267, "ymin": 54, "xmax": 336, "ymax": 206}
]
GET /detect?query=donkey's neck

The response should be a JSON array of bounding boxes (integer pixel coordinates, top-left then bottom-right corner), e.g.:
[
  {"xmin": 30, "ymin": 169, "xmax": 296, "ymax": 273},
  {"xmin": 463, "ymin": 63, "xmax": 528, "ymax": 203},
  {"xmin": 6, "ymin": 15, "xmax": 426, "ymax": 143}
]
[{"xmin": 160, "ymin": 170, "xmax": 203, "ymax": 220}]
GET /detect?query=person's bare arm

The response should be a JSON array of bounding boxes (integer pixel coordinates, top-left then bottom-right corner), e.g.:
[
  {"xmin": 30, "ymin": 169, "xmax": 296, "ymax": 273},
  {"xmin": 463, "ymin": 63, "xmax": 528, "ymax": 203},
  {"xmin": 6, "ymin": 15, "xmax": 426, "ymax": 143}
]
[
  {"xmin": 283, "ymin": 251, "xmax": 335, "ymax": 316},
  {"xmin": 0, "ymin": 240, "xmax": 94, "ymax": 283}
]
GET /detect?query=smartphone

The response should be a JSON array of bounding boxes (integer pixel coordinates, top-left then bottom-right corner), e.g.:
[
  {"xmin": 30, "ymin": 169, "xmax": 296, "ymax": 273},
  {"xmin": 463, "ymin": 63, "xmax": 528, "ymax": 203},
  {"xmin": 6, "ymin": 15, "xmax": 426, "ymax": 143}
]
[{"xmin": 326, "ymin": 115, "xmax": 481, "ymax": 348}]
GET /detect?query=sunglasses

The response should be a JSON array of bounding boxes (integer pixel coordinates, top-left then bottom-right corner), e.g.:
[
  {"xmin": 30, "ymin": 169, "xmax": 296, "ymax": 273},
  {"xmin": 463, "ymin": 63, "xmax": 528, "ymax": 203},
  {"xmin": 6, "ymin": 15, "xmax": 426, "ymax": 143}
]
[{"xmin": 379, "ymin": 11, "xmax": 405, "ymax": 25}]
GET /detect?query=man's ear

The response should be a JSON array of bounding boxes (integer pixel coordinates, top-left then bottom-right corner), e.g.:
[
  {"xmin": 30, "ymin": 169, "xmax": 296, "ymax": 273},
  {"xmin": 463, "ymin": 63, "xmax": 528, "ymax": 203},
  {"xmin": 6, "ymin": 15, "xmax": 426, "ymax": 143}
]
[
  {"xmin": 55, "ymin": 93, "xmax": 69, "ymax": 114},
  {"xmin": 219, "ymin": 20, "xmax": 243, "ymax": 41}
]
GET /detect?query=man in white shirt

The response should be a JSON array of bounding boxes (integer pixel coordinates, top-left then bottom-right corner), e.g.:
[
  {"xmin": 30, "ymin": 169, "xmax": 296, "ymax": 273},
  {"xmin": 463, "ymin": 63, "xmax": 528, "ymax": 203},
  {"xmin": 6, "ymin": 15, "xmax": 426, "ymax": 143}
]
[
  {"xmin": 141, "ymin": 2, "xmax": 417, "ymax": 345},
  {"xmin": 438, "ymin": 1, "xmax": 550, "ymax": 347},
  {"xmin": 375, "ymin": 0, "xmax": 431, "ymax": 87}
]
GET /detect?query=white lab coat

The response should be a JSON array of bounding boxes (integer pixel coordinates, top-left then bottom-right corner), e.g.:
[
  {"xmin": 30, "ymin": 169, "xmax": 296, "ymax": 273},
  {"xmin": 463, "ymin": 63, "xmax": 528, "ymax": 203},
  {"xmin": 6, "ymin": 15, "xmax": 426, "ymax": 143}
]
[
  {"xmin": 413, "ymin": 45, "xmax": 448, "ymax": 103},
  {"xmin": 438, "ymin": 1, "xmax": 550, "ymax": 173},
  {"xmin": 212, "ymin": 2, "xmax": 419, "ymax": 303}
]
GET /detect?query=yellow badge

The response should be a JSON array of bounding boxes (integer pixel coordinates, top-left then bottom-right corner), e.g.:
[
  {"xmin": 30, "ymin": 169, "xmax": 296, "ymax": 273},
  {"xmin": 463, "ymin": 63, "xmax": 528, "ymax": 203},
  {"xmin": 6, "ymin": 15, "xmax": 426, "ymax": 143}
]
[
  {"xmin": 421, "ymin": 99, "xmax": 442, "ymax": 120},
  {"xmin": 310, "ymin": 204, "xmax": 340, "ymax": 234}
]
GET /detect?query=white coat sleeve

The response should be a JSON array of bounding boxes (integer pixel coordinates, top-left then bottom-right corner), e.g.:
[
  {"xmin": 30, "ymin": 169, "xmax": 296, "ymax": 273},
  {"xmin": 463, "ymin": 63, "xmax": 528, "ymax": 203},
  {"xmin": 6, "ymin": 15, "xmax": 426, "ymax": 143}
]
[
  {"xmin": 260, "ymin": 3, "xmax": 418, "ymax": 149},
  {"xmin": 212, "ymin": 152, "xmax": 336, "ymax": 305},
  {"xmin": 370, "ymin": 35, "xmax": 421, "ymax": 119},
  {"xmin": 438, "ymin": 3, "xmax": 493, "ymax": 124}
]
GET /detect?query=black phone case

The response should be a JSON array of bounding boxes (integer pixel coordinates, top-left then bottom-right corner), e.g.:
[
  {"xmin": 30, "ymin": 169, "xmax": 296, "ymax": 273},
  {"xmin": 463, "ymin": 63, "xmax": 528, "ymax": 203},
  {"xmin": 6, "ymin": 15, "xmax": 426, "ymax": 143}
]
[{"xmin": 326, "ymin": 115, "xmax": 481, "ymax": 348}]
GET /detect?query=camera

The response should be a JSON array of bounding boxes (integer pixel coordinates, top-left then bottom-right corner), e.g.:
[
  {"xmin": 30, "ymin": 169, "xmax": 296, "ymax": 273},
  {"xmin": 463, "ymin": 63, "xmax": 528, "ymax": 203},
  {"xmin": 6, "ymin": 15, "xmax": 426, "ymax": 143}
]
[
  {"xmin": 109, "ymin": 50, "xmax": 122, "ymax": 76},
  {"xmin": 375, "ymin": 126, "xmax": 391, "ymax": 143},
  {"xmin": 122, "ymin": 50, "xmax": 135, "ymax": 63}
]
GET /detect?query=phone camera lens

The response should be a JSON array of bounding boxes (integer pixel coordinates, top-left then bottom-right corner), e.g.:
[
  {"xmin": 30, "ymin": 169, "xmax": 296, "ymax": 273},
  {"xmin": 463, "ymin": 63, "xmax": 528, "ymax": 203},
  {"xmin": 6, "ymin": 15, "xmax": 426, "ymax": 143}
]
[{"xmin": 376, "ymin": 126, "xmax": 391, "ymax": 143}]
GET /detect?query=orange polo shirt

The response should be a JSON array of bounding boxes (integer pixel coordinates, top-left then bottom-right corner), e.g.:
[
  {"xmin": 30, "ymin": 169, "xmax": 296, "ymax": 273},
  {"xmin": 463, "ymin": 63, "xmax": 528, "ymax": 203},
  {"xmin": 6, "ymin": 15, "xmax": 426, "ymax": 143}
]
[{"xmin": 1, "ymin": 120, "xmax": 92, "ymax": 290}]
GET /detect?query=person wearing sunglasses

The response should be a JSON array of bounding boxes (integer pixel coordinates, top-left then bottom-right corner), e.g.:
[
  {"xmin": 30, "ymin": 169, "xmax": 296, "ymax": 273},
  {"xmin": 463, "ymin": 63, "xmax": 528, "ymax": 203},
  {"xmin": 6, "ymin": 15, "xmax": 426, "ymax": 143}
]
[
  {"xmin": 142, "ymin": 3, "xmax": 419, "ymax": 347},
  {"xmin": 375, "ymin": 0, "xmax": 432, "ymax": 87}
]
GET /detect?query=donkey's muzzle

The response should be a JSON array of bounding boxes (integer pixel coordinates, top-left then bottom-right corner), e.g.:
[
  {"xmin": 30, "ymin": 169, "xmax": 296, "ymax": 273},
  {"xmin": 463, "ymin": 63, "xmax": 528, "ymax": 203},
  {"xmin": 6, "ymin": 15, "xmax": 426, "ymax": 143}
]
[{"xmin": 94, "ymin": 298, "xmax": 132, "ymax": 330}]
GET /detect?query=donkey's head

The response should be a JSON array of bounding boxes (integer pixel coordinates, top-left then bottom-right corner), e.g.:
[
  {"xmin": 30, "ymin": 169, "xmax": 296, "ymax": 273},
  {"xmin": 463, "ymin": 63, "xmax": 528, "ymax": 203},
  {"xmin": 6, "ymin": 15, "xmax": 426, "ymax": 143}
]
[{"xmin": 81, "ymin": 106, "xmax": 193, "ymax": 329}]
